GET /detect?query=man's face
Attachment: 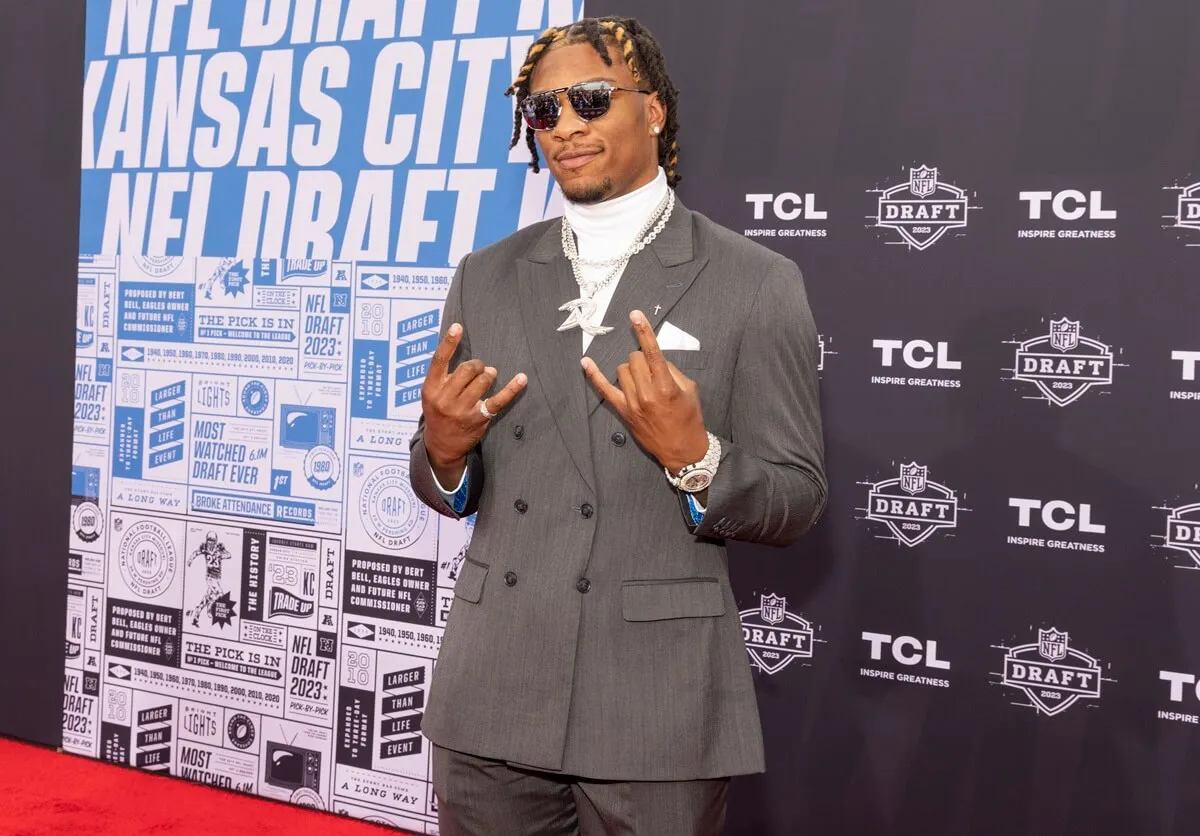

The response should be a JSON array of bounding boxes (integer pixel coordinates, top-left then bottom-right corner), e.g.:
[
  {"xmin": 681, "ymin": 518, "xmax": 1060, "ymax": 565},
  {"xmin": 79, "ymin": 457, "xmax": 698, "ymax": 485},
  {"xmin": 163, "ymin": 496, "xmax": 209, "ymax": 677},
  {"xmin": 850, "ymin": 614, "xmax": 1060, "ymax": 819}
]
[{"xmin": 528, "ymin": 40, "xmax": 664, "ymax": 204}]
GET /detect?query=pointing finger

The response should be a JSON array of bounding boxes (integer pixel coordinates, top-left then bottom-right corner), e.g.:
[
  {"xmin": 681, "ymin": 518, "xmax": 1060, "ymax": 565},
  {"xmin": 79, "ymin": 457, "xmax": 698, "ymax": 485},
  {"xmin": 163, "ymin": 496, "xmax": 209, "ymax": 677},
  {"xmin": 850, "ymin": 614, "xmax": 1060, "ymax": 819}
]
[
  {"xmin": 428, "ymin": 323, "xmax": 463, "ymax": 379},
  {"xmin": 629, "ymin": 310, "xmax": 666, "ymax": 375}
]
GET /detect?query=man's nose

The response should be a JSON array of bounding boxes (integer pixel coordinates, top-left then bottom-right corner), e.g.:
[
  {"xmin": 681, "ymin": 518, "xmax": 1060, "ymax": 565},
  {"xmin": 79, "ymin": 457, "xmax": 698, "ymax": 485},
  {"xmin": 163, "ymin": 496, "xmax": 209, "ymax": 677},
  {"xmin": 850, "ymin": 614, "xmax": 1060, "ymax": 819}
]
[{"xmin": 551, "ymin": 95, "xmax": 589, "ymax": 140}]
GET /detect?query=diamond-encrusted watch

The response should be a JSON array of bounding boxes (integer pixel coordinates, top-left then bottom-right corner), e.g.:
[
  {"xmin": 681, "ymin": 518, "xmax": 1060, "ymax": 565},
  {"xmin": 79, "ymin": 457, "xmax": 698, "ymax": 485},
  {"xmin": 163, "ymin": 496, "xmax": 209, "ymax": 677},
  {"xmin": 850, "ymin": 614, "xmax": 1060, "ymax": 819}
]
[{"xmin": 664, "ymin": 432, "xmax": 721, "ymax": 493}]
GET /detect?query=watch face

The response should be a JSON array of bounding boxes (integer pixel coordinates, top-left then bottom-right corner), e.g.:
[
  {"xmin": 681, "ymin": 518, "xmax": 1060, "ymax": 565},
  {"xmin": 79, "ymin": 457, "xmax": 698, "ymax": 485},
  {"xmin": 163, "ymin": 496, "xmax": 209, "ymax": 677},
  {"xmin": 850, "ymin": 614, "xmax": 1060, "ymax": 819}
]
[{"xmin": 681, "ymin": 469, "xmax": 713, "ymax": 492}]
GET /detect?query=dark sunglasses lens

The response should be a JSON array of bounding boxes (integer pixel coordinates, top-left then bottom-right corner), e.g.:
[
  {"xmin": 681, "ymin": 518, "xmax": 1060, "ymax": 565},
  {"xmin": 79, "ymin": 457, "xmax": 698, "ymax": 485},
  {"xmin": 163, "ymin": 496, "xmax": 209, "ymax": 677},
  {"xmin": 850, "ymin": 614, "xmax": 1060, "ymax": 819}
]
[
  {"xmin": 567, "ymin": 83, "xmax": 613, "ymax": 121},
  {"xmin": 523, "ymin": 93, "xmax": 560, "ymax": 130}
]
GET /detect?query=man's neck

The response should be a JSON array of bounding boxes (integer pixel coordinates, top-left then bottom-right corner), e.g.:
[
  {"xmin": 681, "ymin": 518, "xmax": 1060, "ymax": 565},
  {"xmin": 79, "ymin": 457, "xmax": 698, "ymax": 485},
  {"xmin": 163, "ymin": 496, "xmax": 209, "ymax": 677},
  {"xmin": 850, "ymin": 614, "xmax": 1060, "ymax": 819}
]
[
  {"xmin": 605, "ymin": 167, "xmax": 663, "ymax": 203},
  {"xmin": 563, "ymin": 167, "xmax": 669, "ymax": 257}
]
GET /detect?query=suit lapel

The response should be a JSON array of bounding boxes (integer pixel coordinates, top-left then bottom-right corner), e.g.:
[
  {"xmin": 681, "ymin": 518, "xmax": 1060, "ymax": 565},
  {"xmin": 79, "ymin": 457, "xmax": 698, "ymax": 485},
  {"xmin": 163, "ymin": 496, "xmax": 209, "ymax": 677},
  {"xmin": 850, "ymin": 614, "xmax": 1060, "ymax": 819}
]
[
  {"xmin": 516, "ymin": 222, "xmax": 596, "ymax": 491},
  {"xmin": 582, "ymin": 201, "xmax": 709, "ymax": 416},
  {"xmin": 513, "ymin": 198, "xmax": 709, "ymax": 487}
]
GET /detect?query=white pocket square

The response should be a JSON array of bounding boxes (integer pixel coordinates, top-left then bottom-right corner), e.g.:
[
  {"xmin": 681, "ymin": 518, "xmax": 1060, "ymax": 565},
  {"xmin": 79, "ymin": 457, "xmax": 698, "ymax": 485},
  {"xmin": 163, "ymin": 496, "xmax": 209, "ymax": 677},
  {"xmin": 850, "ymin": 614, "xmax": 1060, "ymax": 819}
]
[{"xmin": 656, "ymin": 320, "xmax": 701, "ymax": 351}]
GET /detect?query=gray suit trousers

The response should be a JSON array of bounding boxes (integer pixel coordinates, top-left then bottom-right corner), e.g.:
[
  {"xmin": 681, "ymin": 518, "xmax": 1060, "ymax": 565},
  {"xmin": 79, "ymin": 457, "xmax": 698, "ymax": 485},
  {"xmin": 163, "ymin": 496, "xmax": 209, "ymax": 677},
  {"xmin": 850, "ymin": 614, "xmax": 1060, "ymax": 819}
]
[{"xmin": 432, "ymin": 744, "xmax": 728, "ymax": 836}]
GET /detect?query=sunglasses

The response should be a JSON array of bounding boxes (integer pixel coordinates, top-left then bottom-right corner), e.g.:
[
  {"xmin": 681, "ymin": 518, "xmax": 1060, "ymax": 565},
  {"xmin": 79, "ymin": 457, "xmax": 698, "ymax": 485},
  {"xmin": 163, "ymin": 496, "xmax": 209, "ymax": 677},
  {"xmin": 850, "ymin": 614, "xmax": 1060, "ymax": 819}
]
[{"xmin": 520, "ymin": 81, "xmax": 651, "ymax": 131}]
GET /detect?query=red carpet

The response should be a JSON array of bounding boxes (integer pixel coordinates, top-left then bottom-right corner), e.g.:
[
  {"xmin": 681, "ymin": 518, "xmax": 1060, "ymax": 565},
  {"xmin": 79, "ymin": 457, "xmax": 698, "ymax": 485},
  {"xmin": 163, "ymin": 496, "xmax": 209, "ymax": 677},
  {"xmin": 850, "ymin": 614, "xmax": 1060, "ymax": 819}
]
[{"xmin": 0, "ymin": 737, "xmax": 416, "ymax": 835}]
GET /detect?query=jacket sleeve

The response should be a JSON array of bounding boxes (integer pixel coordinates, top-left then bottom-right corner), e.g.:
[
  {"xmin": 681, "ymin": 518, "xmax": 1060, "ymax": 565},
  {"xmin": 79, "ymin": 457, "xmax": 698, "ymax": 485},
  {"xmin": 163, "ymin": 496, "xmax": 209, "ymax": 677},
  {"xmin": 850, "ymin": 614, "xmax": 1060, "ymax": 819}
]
[
  {"xmin": 676, "ymin": 258, "xmax": 827, "ymax": 546},
  {"xmin": 409, "ymin": 254, "xmax": 486, "ymax": 520}
]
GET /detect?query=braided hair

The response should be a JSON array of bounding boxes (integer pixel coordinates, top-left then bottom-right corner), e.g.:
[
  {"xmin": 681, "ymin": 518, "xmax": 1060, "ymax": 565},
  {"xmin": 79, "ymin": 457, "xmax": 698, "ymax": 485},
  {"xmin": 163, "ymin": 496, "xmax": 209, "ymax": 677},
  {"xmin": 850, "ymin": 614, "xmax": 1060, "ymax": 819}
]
[{"xmin": 504, "ymin": 17, "xmax": 682, "ymax": 188}]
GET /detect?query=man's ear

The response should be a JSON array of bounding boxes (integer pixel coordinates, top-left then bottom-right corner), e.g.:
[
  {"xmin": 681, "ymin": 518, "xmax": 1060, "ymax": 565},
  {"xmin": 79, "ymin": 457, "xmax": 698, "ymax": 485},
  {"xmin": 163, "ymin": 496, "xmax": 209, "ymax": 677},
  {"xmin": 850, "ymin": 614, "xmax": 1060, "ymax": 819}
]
[{"xmin": 646, "ymin": 92, "xmax": 666, "ymax": 133}]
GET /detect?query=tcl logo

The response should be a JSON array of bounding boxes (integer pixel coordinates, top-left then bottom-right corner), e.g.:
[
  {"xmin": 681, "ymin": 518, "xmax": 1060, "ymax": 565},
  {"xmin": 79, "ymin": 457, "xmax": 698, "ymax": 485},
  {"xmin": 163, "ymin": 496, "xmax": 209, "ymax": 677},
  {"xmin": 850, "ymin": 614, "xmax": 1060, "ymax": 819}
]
[
  {"xmin": 745, "ymin": 193, "xmax": 828, "ymax": 221},
  {"xmin": 862, "ymin": 632, "xmax": 950, "ymax": 669},
  {"xmin": 1019, "ymin": 190, "xmax": 1115, "ymax": 220},
  {"xmin": 873, "ymin": 339, "xmax": 960, "ymax": 370},
  {"xmin": 1161, "ymin": 671, "xmax": 1200, "ymax": 702},
  {"xmin": 1009, "ymin": 498, "xmax": 1105, "ymax": 533},
  {"xmin": 1173, "ymin": 351, "xmax": 1200, "ymax": 381}
]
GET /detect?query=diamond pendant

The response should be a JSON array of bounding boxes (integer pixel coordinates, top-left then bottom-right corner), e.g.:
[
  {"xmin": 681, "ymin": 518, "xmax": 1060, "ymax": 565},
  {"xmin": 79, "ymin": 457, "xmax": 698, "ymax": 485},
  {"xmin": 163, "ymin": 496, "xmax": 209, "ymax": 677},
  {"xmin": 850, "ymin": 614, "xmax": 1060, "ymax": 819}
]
[{"xmin": 557, "ymin": 296, "xmax": 614, "ymax": 336}]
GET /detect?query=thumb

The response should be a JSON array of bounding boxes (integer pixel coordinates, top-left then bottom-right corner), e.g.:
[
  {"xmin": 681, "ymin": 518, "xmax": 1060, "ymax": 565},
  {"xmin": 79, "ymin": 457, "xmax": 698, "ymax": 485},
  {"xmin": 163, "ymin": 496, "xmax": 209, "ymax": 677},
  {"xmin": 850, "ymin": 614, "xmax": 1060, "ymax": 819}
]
[{"xmin": 581, "ymin": 357, "xmax": 627, "ymax": 412}]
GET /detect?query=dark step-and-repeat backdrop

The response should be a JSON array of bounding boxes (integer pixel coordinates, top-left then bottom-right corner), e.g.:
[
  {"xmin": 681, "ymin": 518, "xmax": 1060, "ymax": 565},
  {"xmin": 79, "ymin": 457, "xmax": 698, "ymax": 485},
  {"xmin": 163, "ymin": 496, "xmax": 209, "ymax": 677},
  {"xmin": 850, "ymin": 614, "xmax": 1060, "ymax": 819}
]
[{"xmin": 51, "ymin": 0, "xmax": 1200, "ymax": 834}]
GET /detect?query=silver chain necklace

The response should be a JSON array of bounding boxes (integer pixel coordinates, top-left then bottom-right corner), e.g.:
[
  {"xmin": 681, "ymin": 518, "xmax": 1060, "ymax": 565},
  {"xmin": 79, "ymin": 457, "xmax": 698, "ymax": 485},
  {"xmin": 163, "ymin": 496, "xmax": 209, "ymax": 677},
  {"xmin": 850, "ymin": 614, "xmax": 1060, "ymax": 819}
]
[{"xmin": 556, "ymin": 189, "xmax": 675, "ymax": 336}]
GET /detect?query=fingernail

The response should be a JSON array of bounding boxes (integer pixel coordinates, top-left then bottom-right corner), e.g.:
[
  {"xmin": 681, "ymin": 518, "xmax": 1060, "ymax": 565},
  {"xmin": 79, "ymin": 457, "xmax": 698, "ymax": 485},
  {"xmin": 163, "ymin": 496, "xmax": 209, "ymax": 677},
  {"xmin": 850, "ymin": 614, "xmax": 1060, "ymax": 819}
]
[
  {"xmin": 630, "ymin": 310, "xmax": 643, "ymax": 324},
  {"xmin": 485, "ymin": 366, "xmax": 497, "ymax": 376},
  {"xmin": 580, "ymin": 357, "xmax": 589, "ymax": 369},
  {"xmin": 449, "ymin": 323, "xmax": 461, "ymax": 336},
  {"xmin": 516, "ymin": 373, "xmax": 527, "ymax": 385}
]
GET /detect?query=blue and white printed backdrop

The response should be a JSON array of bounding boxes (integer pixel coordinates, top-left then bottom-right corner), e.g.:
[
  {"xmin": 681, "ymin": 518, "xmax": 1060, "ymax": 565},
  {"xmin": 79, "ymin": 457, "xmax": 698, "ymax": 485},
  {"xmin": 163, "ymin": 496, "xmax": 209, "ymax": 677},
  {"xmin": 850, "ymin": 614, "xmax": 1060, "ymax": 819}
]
[{"xmin": 66, "ymin": 1, "xmax": 578, "ymax": 830}]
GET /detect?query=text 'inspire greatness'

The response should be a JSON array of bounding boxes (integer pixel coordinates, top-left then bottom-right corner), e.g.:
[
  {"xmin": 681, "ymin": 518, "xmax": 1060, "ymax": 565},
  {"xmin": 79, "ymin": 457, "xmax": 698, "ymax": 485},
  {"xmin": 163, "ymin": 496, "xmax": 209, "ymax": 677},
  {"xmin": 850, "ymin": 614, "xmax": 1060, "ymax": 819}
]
[{"xmin": 81, "ymin": 0, "xmax": 579, "ymax": 262}]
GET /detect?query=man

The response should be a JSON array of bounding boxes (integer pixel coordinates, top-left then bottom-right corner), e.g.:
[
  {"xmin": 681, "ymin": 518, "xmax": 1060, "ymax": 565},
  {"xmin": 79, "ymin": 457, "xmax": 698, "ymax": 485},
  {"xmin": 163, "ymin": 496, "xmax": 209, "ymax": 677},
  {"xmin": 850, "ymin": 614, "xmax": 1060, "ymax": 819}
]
[
  {"xmin": 185, "ymin": 531, "xmax": 232, "ymax": 628},
  {"xmin": 409, "ymin": 16, "xmax": 826, "ymax": 835}
]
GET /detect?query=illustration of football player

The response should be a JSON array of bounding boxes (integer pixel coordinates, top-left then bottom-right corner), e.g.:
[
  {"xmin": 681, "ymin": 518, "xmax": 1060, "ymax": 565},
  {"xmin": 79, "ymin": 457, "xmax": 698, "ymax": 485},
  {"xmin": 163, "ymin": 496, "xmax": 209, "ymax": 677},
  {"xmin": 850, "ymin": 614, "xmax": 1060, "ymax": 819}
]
[
  {"xmin": 201, "ymin": 258, "xmax": 238, "ymax": 299},
  {"xmin": 185, "ymin": 531, "xmax": 233, "ymax": 627}
]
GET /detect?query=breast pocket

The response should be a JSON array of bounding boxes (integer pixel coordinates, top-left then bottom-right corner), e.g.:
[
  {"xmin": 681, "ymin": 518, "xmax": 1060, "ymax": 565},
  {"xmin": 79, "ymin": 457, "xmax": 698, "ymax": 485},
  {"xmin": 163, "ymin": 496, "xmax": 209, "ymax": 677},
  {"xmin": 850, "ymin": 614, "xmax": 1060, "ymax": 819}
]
[
  {"xmin": 621, "ymin": 578, "xmax": 726, "ymax": 622},
  {"xmin": 453, "ymin": 557, "xmax": 489, "ymax": 604},
  {"xmin": 660, "ymin": 349, "xmax": 711, "ymax": 371}
]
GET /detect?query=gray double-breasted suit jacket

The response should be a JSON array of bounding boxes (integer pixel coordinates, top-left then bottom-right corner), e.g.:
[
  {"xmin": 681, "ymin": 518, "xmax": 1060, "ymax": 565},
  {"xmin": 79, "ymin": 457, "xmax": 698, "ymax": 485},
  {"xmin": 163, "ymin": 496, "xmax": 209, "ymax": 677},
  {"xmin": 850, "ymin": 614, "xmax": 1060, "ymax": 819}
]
[{"xmin": 408, "ymin": 197, "xmax": 827, "ymax": 782}]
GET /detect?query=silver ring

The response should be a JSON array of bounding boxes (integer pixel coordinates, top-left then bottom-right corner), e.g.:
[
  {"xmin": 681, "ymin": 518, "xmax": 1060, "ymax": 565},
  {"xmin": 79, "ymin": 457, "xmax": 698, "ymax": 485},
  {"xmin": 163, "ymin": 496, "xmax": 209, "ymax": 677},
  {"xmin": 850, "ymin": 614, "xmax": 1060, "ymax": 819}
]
[{"xmin": 479, "ymin": 400, "xmax": 497, "ymax": 420}]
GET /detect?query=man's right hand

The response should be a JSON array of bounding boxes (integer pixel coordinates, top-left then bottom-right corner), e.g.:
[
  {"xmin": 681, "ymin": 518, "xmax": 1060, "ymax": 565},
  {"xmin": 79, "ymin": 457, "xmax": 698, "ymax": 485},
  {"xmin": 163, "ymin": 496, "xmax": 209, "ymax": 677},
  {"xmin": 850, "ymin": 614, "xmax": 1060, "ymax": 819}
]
[{"xmin": 421, "ymin": 322, "xmax": 527, "ymax": 488}]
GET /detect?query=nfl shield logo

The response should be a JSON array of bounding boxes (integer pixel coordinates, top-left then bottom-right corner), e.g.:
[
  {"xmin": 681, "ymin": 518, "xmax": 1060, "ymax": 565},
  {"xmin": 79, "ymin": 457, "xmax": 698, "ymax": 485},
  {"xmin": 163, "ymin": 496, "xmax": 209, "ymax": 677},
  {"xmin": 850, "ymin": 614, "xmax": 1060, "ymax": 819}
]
[
  {"xmin": 1038, "ymin": 628, "xmax": 1068, "ymax": 661},
  {"xmin": 900, "ymin": 463, "xmax": 927, "ymax": 495},
  {"xmin": 1050, "ymin": 318, "xmax": 1080, "ymax": 352},
  {"xmin": 759, "ymin": 594, "xmax": 786, "ymax": 626},
  {"xmin": 909, "ymin": 166, "xmax": 938, "ymax": 198}
]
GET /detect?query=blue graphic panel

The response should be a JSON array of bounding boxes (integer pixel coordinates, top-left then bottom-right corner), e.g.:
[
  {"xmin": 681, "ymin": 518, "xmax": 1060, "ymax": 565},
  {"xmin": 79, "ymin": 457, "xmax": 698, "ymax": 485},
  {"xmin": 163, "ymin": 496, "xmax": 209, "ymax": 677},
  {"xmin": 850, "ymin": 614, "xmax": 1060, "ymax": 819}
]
[{"xmin": 69, "ymin": 0, "xmax": 579, "ymax": 821}]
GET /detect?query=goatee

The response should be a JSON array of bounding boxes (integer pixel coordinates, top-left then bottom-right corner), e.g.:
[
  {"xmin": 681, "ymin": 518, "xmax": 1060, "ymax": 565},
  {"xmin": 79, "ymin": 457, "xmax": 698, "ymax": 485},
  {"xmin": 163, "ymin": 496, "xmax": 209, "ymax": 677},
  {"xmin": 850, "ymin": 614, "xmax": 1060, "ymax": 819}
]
[{"xmin": 563, "ymin": 176, "xmax": 614, "ymax": 205}]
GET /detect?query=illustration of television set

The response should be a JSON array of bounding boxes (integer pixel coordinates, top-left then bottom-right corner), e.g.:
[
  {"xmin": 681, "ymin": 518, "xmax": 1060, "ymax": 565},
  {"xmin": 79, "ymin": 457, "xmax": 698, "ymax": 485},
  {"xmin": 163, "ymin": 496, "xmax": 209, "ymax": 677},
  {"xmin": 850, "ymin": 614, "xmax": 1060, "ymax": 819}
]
[
  {"xmin": 264, "ymin": 741, "xmax": 322, "ymax": 792},
  {"xmin": 278, "ymin": 405, "xmax": 336, "ymax": 450},
  {"xmin": 71, "ymin": 465, "xmax": 100, "ymax": 500}
]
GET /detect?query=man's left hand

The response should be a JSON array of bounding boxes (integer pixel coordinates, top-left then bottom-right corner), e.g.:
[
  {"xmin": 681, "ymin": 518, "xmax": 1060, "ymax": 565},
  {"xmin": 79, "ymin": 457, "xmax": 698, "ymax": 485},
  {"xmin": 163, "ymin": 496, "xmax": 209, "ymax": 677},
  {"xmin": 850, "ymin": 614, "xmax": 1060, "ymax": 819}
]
[{"xmin": 581, "ymin": 310, "xmax": 709, "ymax": 475}]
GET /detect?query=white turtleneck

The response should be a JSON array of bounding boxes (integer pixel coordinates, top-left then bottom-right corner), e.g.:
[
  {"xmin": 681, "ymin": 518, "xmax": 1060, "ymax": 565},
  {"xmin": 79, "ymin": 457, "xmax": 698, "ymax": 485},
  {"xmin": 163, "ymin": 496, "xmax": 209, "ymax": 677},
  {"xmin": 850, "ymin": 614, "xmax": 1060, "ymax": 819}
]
[{"xmin": 562, "ymin": 167, "xmax": 670, "ymax": 353}]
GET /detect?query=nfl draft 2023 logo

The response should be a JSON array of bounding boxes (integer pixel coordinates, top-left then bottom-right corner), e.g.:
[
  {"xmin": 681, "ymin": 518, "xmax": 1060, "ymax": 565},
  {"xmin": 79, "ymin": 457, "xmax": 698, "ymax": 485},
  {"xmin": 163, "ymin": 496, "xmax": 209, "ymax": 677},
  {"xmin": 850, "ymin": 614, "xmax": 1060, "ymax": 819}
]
[
  {"xmin": 868, "ymin": 165, "xmax": 978, "ymax": 250},
  {"xmin": 1154, "ymin": 498, "xmax": 1200, "ymax": 571},
  {"xmin": 738, "ymin": 593, "xmax": 820, "ymax": 676},
  {"xmin": 860, "ymin": 463, "xmax": 966, "ymax": 547},
  {"xmin": 1164, "ymin": 179, "xmax": 1200, "ymax": 245},
  {"xmin": 992, "ymin": 627, "xmax": 1109, "ymax": 716},
  {"xmin": 1006, "ymin": 317, "xmax": 1120, "ymax": 407}
]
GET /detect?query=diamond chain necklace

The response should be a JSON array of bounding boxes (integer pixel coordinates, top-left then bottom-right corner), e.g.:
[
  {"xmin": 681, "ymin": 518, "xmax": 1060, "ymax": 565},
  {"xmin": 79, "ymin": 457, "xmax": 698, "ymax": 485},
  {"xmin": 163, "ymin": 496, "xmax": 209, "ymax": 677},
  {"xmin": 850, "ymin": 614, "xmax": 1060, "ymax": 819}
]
[{"xmin": 556, "ymin": 188, "xmax": 675, "ymax": 336}]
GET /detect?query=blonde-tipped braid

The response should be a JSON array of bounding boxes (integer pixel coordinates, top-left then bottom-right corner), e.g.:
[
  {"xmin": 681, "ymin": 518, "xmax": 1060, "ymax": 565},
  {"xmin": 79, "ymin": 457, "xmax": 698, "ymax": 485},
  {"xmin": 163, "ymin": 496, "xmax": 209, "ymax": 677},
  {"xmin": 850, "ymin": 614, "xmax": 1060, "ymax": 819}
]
[{"xmin": 506, "ymin": 27, "xmax": 565, "ymax": 95}]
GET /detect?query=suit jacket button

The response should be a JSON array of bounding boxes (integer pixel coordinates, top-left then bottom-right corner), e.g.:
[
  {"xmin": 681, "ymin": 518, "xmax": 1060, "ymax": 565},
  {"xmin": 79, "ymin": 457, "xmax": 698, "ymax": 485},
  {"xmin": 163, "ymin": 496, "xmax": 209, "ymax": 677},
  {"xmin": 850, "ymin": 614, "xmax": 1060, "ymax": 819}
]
[
  {"xmin": 611, "ymin": 431, "xmax": 626, "ymax": 446},
  {"xmin": 514, "ymin": 499, "xmax": 528, "ymax": 513},
  {"xmin": 576, "ymin": 578, "xmax": 591, "ymax": 593},
  {"xmin": 504, "ymin": 571, "xmax": 518, "ymax": 587},
  {"xmin": 580, "ymin": 503, "xmax": 594, "ymax": 519},
  {"xmin": 513, "ymin": 425, "xmax": 524, "ymax": 439}
]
